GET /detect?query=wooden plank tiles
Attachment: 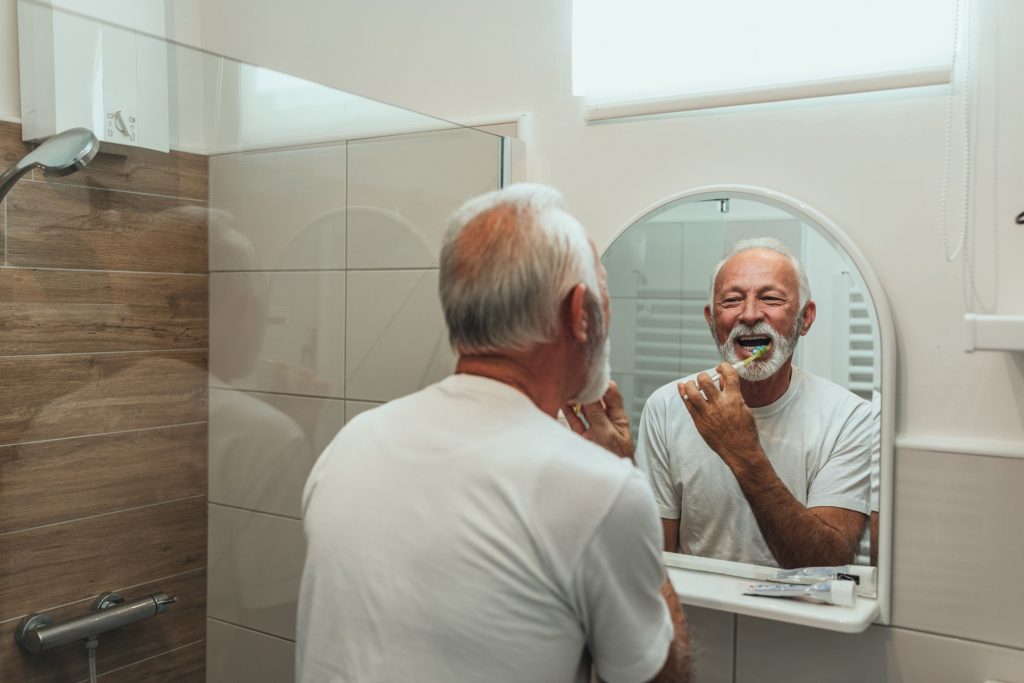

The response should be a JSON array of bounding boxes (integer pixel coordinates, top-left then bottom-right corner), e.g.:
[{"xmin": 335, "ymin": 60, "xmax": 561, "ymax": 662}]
[
  {"xmin": 95, "ymin": 641, "xmax": 206, "ymax": 683},
  {"xmin": 37, "ymin": 146, "xmax": 209, "ymax": 202},
  {"xmin": 0, "ymin": 350, "xmax": 208, "ymax": 446},
  {"xmin": 0, "ymin": 498, "xmax": 207, "ymax": 623},
  {"xmin": 0, "ymin": 268, "xmax": 207, "ymax": 355},
  {"xmin": 0, "ymin": 120, "xmax": 30, "ymax": 168},
  {"xmin": 6, "ymin": 182, "xmax": 208, "ymax": 273},
  {"xmin": 0, "ymin": 423, "xmax": 207, "ymax": 534},
  {"xmin": 0, "ymin": 569, "xmax": 206, "ymax": 683}
]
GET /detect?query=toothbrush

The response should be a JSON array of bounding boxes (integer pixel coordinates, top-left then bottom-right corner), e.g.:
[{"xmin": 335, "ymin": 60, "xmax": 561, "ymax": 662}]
[{"xmin": 682, "ymin": 345, "xmax": 769, "ymax": 399}]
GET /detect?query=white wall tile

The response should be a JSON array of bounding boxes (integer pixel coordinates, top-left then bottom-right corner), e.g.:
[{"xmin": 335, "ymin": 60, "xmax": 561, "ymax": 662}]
[
  {"xmin": 345, "ymin": 269, "xmax": 455, "ymax": 401},
  {"xmin": 211, "ymin": 271, "xmax": 345, "ymax": 398},
  {"xmin": 209, "ymin": 143, "xmax": 347, "ymax": 271},
  {"xmin": 345, "ymin": 400, "xmax": 382, "ymax": 424},
  {"xmin": 207, "ymin": 618, "xmax": 296, "ymax": 683},
  {"xmin": 735, "ymin": 618, "xmax": 1024, "ymax": 683},
  {"xmin": 346, "ymin": 129, "xmax": 501, "ymax": 269},
  {"xmin": 684, "ymin": 606, "xmax": 735, "ymax": 683},
  {"xmin": 603, "ymin": 220, "xmax": 686, "ymax": 299},
  {"xmin": 207, "ymin": 505, "xmax": 305, "ymax": 640},
  {"xmin": 209, "ymin": 388, "xmax": 346, "ymax": 518},
  {"xmin": 609, "ymin": 299, "xmax": 638, "ymax": 373},
  {"xmin": 891, "ymin": 448, "xmax": 1024, "ymax": 649}
]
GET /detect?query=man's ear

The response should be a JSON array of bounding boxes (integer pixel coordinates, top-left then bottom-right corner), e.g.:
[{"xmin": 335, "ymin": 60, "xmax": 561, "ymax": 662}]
[
  {"xmin": 566, "ymin": 283, "xmax": 589, "ymax": 343},
  {"xmin": 799, "ymin": 300, "xmax": 817, "ymax": 336},
  {"xmin": 703, "ymin": 304, "xmax": 712, "ymax": 328}
]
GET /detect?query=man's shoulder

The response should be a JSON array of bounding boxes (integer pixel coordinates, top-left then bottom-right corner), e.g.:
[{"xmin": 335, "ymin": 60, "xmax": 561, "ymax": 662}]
[
  {"xmin": 795, "ymin": 369, "xmax": 871, "ymax": 411},
  {"xmin": 644, "ymin": 377, "xmax": 685, "ymax": 411}
]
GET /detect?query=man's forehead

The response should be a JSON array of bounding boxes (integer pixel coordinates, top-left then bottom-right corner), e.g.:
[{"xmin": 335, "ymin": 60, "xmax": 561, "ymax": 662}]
[{"xmin": 717, "ymin": 249, "xmax": 796, "ymax": 287}]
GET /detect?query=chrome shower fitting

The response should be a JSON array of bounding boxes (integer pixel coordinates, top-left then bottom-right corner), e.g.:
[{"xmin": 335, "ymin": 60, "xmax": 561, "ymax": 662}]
[
  {"xmin": 0, "ymin": 127, "xmax": 99, "ymax": 203},
  {"xmin": 16, "ymin": 591, "xmax": 177, "ymax": 655}
]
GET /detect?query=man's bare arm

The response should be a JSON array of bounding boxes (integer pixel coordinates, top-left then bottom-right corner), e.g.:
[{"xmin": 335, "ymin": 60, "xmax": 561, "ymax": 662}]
[
  {"xmin": 661, "ymin": 518, "xmax": 680, "ymax": 553},
  {"xmin": 647, "ymin": 578, "xmax": 689, "ymax": 683},
  {"xmin": 720, "ymin": 452, "xmax": 865, "ymax": 567},
  {"xmin": 679, "ymin": 365, "xmax": 865, "ymax": 568}
]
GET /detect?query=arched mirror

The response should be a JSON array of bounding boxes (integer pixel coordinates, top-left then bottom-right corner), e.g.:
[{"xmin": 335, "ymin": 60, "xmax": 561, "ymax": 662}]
[{"xmin": 603, "ymin": 186, "xmax": 894, "ymax": 627}]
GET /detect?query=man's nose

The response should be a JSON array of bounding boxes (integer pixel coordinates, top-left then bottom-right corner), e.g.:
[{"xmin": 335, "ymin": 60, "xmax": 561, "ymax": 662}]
[{"xmin": 738, "ymin": 297, "xmax": 763, "ymax": 324}]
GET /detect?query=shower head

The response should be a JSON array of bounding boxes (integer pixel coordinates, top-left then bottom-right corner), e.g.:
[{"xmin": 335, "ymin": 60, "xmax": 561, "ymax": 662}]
[{"xmin": 0, "ymin": 127, "xmax": 99, "ymax": 203}]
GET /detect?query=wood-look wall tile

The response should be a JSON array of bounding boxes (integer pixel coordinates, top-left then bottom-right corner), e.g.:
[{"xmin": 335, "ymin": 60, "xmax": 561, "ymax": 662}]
[
  {"xmin": 0, "ymin": 498, "xmax": 206, "ymax": 624},
  {"xmin": 0, "ymin": 424, "xmax": 207, "ymax": 534},
  {"xmin": 0, "ymin": 268, "xmax": 207, "ymax": 355},
  {"xmin": 0, "ymin": 120, "xmax": 30, "ymax": 168},
  {"xmin": 6, "ymin": 182, "xmax": 207, "ymax": 273},
  {"xmin": 1, "ymin": 121, "xmax": 30, "ymax": 258},
  {"xmin": 0, "ymin": 569, "xmax": 206, "ymax": 683},
  {"xmin": 95, "ymin": 641, "xmax": 205, "ymax": 683},
  {"xmin": 0, "ymin": 350, "xmax": 208, "ymax": 446},
  {"xmin": 38, "ymin": 147, "xmax": 209, "ymax": 202}
]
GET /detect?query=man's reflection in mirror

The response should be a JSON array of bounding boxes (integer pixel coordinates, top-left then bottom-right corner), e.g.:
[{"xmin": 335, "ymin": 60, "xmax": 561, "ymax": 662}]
[{"xmin": 635, "ymin": 237, "xmax": 872, "ymax": 568}]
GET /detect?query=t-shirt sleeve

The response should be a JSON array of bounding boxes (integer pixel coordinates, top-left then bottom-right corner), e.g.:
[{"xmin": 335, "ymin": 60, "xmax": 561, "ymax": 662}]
[
  {"xmin": 635, "ymin": 392, "xmax": 682, "ymax": 520},
  {"xmin": 806, "ymin": 395, "xmax": 872, "ymax": 514},
  {"xmin": 572, "ymin": 470, "xmax": 675, "ymax": 683}
]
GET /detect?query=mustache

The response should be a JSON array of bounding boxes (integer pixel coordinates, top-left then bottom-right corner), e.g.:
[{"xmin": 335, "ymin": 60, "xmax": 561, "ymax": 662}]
[{"xmin": 726, "ymin": 321, "xmax": 782, "ymax": 346}]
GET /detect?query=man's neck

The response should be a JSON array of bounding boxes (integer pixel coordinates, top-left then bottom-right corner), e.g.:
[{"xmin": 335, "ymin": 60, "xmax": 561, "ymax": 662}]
[
  {"xmin": 455, "ymin": 349, "xmax": 574, "ymax": 417},
  {"xmin": 738, "ymin": 361, "xmax": 794, "ymax": 408}
]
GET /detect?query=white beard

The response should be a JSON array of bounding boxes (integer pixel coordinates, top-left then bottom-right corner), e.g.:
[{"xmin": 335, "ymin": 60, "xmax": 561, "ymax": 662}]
[
  {"xmin": 717, "ymin": 319, "xmax": 800, "ymax": 381},
  {"xmin": 574, "ymin": 334, "xmax": 611, "ymax": 404}
]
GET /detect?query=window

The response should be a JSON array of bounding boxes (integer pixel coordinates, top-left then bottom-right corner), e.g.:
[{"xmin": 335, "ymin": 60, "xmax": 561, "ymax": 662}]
[{"xmin": 572, "ymin": 0, "xmax": 959, "ymax": 120}]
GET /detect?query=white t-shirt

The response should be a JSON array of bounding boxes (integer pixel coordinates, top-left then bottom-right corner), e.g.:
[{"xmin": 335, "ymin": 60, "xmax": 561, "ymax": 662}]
[
  {"xmin": 855, "ymin": 391, "xmax": 882, "ymax": 566},
  {"xmin": 636, "ymin": 367, "xmax": 872, "ymax": 567},
  {"xmin": 297, "ymin": 374, "xmax": 674, "ymax": 683}
]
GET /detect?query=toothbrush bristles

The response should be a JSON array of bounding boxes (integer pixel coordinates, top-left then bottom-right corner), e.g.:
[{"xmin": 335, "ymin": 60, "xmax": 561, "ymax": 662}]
[{"xmin": 742, "ymin": 345, "xmax": 769, "ymax": 365}]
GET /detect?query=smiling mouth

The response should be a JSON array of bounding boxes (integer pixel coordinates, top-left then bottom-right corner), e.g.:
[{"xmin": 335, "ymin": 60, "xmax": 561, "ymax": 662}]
[{"xmin": 736, "ymin": 336, "xmax": 772, "ymax": 357}]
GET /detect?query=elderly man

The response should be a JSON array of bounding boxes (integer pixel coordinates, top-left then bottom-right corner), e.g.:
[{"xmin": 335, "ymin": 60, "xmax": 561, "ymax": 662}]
[
  {"xmin": 636, "ymin": 237, "xmax": 872, "ymax": 569},
  {"xmin": 297, "ymin": 184, "xmax": 689, "ymax": 683}
]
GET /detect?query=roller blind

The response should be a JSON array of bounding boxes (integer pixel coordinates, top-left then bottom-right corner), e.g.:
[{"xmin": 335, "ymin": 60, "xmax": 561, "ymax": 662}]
[{"xmin": 572, "ymin": 0, "xmax": 959, "ymax": 119}]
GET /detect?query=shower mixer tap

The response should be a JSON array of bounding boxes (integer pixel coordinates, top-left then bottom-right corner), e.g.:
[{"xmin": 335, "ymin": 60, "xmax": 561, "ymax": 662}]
[{"xmin": 15, "ymin": 591, "xmax": 176, "ymax": 655}]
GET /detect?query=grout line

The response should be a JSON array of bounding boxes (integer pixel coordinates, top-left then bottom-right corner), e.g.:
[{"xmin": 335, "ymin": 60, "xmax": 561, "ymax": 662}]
[
  {"xmin": 0, "ymin": 421, "xmax": 208, "ymax": 449},
  {"xmin": 211, "ymin": 266, "xmax": 438, "ymax": 274},
  {"xmin": 209, "ymin": 385, "xmax": 346, "ymax": 403},
  {"xmin": 1, "ymin": 264, "xmax": 208, "ymax": 277},
  {"xmin": 731, "ymin": 613, "xmax": 738, "ymax": 683},
  {"xmin": 86, "ymin": 639, "xmax": 206, "ymax": 682},
  {"xmin": 344, "ymin": 141, "xmax": 349, "ymax": 395},
  {"xmin": 0, "ymin": 495, "xmax": 205, "ymax": 539},
  {"xmin": 207, "ymin": 616, "xmax": 297, "ymax": 644},
  {"xmin": 208, "ymin": 501, "xmax": 301, "ymax": 523},
  {"xmin": 0, "ymin": 348, "xmax": 207, "ymax": 361},
  {"xmin": 17, "ymin": 176, "xmax": 208, "ymax": 203},
  {"xmin": 0, "ymin": 567, "xmax": 206, "ymax": 627}
]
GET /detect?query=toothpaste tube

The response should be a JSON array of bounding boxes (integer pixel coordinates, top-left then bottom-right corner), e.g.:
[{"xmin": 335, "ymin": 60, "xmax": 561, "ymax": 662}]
[
  {"xmin": 770, "ymin": 566, "xmax": 858, "ymax": 585},
  {"xmin": 744, "ymin": 579, "xmax": 856, "ymax": 607}
]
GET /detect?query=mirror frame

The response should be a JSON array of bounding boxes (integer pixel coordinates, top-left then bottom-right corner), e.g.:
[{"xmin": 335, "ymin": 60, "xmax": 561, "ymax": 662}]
[{"xmin": 605, "ymin": 185, "xmax": 895, "ymax": 625}]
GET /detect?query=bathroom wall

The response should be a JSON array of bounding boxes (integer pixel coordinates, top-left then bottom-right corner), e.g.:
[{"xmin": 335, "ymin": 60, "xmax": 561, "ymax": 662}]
[
  {"xmin": 204, "ymin": 128, "xmax": 501, "ymax": 679},
  {"xmin": 3, "ymin": 1, "xmax": 1023, "ymax": 681},
  {"xmin": 186, "ymin": 2, "xmax": 1024, "ymax": 681},
  {"xmin": 0, "ymin": 120, "xmax": 208, "ymax": 681}
]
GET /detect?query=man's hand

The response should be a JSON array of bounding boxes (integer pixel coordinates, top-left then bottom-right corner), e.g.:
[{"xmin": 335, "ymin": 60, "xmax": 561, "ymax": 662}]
[
  {"xmin": 564, "ymin": 381, "xmax": 635, "ymax": 461},
  {"xmin": 677, "ymin": 363, "xmax": 763, "ymax": 471}
]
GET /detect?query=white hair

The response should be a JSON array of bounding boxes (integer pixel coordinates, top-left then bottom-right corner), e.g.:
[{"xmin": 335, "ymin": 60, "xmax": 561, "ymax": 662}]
[
  {"xmin": 439, "ymin": 183, "xmax": 601, "ymax": 354},
  {"xmin": 708, "ymin": 237, "xmax": 811, "ymax": 311}
]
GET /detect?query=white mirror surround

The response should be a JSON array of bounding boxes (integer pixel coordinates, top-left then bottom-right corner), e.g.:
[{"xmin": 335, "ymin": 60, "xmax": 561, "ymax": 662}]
[{"xmin": 603, "ymin": 186, "xmax": 895, "ymax": 630}]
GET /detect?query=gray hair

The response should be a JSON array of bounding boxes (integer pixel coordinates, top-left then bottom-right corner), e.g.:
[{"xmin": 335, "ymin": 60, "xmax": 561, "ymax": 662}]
[
  {"xmin": 709, "ymin": 237, "xmax": 811, "ymax": 310},
  {"xmin": 439, "ymin": 183, "xmax": 601, "ymax": 354}
]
